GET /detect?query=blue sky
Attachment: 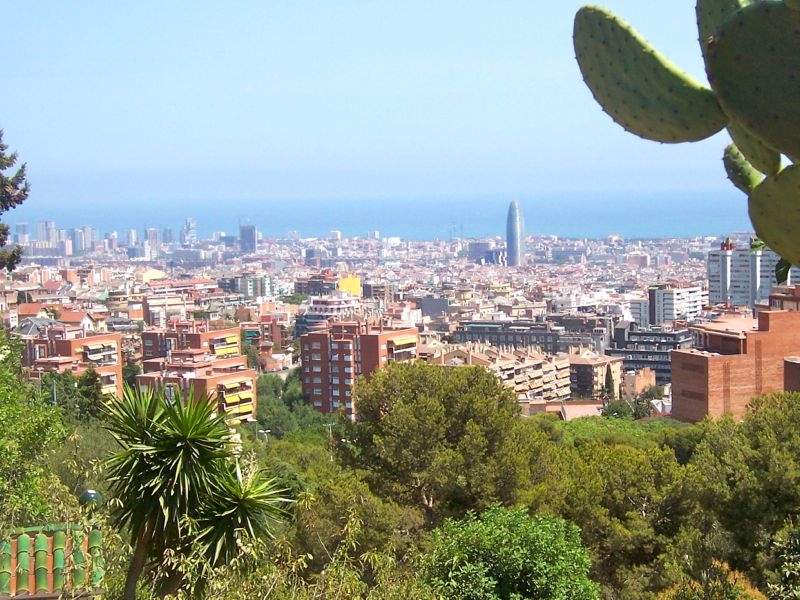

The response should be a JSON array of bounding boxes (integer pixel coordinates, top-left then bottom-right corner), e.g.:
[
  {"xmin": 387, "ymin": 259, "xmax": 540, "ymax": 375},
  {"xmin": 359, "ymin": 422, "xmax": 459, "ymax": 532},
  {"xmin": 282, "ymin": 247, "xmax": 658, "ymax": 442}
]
[{"xmin": 2, "ymin": 1, "xmax": 739, "ymax": 218}]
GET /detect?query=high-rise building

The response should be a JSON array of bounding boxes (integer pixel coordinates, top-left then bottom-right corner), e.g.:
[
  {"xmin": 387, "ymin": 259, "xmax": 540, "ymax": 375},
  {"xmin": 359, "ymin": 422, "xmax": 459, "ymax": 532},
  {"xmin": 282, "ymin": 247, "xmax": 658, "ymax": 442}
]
[
  {"xmin": 647, "ymin": 284, "xmax": 706, "ymax": 326},
  {"xmin": 239, "ymin": 224, "xmax": 257, "ymax": 254},
  {"xmin": 300, "ymin": 321, "xmax": 419, "ymax": 418},
  {"xmin": 707, "ymin": 238, "xmax": 792, "ymax": 308},
  {"xmin": 181, "ymin": 218, "xmax": 197, "ymax": 246},
  {"xmin": 506, "ymin": 200, "xmax": 525, "ymax": 267}
]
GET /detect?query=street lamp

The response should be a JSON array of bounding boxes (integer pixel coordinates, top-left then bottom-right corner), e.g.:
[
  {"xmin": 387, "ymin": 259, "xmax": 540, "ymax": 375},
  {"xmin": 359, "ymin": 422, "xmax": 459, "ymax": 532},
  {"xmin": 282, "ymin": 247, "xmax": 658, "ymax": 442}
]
[{"xmin": 257, "ymin": 428, "xmax": 271, "ymax": 443}]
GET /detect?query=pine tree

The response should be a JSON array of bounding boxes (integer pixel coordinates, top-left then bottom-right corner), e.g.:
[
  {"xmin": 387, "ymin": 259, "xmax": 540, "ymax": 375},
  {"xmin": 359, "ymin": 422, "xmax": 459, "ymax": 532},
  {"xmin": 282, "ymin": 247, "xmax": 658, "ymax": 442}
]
[{"xmin": 0, "ymin": 130, "xmax": 29, "ymax": 272}]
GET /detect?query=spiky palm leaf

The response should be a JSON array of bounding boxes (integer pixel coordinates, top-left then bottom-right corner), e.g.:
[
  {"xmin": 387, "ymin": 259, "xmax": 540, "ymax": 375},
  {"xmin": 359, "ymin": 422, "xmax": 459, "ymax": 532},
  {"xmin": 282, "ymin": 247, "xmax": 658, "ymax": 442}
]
[{"xmin": 195, "ymin": 460, "xmax": 290, "ymax": 567}]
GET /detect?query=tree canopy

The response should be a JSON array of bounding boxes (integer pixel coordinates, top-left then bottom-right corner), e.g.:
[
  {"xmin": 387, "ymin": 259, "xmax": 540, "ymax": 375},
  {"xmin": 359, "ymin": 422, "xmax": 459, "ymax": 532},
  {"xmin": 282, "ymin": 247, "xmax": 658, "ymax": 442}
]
[
  {"xmin": 345, "ymin": 361, "xmax": 524, "ymax": 525},
  {"xmin": 421, "ymin": 505, "xmax": 598, "ymax": 600},
  {"xmin": 0, "ymin": 130, "xmax": 29, "ymax": 272}
]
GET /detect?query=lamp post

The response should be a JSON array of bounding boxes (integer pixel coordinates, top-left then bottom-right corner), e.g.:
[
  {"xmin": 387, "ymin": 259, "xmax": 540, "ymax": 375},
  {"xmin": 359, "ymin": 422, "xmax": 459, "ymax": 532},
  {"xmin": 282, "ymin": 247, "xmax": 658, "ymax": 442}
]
[{"xmin": 257, "ymin": 428, "xmax": 270, "ymax": 443}]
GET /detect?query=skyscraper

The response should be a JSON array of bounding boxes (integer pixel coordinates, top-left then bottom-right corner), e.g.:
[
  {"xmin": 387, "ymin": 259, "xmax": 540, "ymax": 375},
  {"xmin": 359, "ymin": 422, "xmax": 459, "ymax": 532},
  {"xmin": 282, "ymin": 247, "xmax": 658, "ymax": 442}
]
[
  {"xmin": 506, "ymin": 200, "xmax": 525, "ymax": 267},
  {"xmin": 707, "ymin": 238, "xmax": 792, "ymax": 308},
  {"xmin": 239, "ymin": 224, "xmax": 257, "ymax": 254}
]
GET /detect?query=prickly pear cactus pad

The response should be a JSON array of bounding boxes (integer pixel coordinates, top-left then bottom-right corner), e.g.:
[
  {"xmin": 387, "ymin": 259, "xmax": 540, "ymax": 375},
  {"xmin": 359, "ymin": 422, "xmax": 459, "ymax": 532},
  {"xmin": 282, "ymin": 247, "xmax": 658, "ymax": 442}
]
[
  {"xmin": 727, "ymin": 121, "xmax": 780, "ymax": 176},
  {"xmin": 696, "ymin": 0, "xmax": 753, "ymax": 58},
  {"xmin": 574, "ymin": 5, "xmax": 727, "ymax": 143},
  {"xmin": 749, "ymin": 164, "xmax": 800, "ymax": 265},
  {"xmin": 723, "ymin": 143, "xmax": 763, "ymax": 194},
  {"xmin": 705, "ymin": 1, "xmax": 800, "ymax": 163}
]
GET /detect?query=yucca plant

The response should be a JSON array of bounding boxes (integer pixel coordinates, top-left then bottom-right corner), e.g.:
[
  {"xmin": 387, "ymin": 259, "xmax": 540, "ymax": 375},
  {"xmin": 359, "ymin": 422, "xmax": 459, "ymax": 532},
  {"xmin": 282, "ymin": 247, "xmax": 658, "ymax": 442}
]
[{"xmin": 103, "ymin": 385, "xmax": 290, "ymax": 599}]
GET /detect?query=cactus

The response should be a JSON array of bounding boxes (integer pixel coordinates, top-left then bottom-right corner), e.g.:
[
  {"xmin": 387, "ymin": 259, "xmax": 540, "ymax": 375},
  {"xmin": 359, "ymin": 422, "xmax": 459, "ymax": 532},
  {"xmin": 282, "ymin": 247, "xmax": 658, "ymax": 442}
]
[
  {"xmin": 723, "ymin": 143, "xmax": 762, "ymax": 194},
  {"xmin": 573, "ymin": 0, "xmax": 800, "ymax": 269},
  {"xmin": 749, "ymin": 165, "xmax": 800, "ymax": 266},
  {"xmin": 573, "ymin": 6, "xmax": 726, "ymax": 143}
]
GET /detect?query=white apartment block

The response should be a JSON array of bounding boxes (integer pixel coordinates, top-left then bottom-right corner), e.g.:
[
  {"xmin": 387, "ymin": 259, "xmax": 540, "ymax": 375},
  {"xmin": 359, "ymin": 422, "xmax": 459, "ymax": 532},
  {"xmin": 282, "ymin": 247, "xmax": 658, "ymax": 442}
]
[
  {"xmin": 708, "ymin": 244, "xmax": 792, "ymax": 308},
  {"xmin": 648, "ymin": 285, "xmax": 706, "ymax": 326}
]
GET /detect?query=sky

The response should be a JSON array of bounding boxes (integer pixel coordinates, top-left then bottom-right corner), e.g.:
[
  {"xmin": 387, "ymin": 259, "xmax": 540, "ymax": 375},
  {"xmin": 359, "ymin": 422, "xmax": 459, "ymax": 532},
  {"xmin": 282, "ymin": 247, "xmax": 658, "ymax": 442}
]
[{"xmin": 1, "ymin": 1, "xmax": 745, "ymax": 227}]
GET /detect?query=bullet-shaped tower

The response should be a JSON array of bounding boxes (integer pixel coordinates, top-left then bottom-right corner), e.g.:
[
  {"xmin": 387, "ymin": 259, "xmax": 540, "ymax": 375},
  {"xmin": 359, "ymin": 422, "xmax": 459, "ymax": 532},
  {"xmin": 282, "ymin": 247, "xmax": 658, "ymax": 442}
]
[{"xmin": 506, "ymin": 200, "xmax": 525, "ymax": 267}]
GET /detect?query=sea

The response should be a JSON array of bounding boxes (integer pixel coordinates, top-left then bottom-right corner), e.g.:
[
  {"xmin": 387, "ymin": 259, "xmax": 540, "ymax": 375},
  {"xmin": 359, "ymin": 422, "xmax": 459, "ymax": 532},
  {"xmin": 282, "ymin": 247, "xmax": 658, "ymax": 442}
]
[{"xmin": 10, "ymin": 191, "xmax": 753, "ymax": 242}]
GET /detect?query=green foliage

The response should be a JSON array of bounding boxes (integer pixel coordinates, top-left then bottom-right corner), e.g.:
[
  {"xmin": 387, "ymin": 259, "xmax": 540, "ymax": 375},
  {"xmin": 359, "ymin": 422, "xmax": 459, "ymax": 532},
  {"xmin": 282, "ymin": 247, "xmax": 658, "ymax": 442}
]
[
  {"xmin": 657, "ymin": 561, "xmax": 765, "ymax": 599},
  {"xmin": 122, "ymin": 361, "xmax": 141, "ymax": 388},
  {"xmin": 421, "ymin": 505, "xmax": 598, "ymax": 599},
  {"xmin": 43, "ymin": 367, "xmax": 108, "ymax": 422},
  {"xmin": 604, "ymin": 366, "xmax": 616, "ymax": 399},
  {"xmin": 767, "ymin": 525, "xmax": 800, "ymax": 598},
  {"xmin": 346, "ymin": 362, "xmax": 525, "ymax": 525},
  {"xmin": 244, "ymin": 344, "xmax": 261, "ymax": 371},
  {"xmin": 0, "ymin": 130, "xmax": 28, "ymax": 272},
  {"xmin": 0, "ymin": 331, "xmax": 72, "ymax": 526},
  {"xmin": 103, "ymin": 385, "xmax": 291, "ymax": 599},
  {"xmin": 255, "ymin": 372, "xmax": 326, "ymax": 439},
  {"xmin": 601, "ymin": 399, "xmax": 632, "ymax": 419},
  {"xmin": 281, "ymin": 293, "xmax": 309, "ymax": 305}
]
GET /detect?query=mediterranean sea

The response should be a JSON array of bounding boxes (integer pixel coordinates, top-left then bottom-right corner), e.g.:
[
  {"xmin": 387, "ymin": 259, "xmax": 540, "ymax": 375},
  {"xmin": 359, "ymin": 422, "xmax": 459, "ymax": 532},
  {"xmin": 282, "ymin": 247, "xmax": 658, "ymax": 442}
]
[{"xmin": 11, "ymin": 191, "xmax": 752, "ymax": 242}]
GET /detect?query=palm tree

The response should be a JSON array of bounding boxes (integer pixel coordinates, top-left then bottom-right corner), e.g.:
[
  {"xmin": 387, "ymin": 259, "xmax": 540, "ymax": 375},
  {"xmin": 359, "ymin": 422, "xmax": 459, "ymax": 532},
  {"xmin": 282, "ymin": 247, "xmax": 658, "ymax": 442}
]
[{"xmin": 103, "ymin": 385, "xmax": 290, "ymax": 599}]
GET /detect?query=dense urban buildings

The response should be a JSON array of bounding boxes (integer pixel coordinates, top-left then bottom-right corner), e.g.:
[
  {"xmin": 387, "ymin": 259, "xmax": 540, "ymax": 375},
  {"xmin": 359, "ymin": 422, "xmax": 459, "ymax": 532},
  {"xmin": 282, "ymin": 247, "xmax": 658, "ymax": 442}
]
[{"xmin": 7, "ymin": 212, "xmax": 799, "ymax": 423}]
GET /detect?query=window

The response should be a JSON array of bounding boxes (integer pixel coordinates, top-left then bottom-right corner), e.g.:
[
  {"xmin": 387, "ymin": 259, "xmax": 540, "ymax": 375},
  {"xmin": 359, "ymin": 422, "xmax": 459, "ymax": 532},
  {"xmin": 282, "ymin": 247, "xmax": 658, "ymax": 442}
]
[
  {"xmin": 332, "ymin": 377, "xmax": 339, "ymax": 384},
  {"xmin": 311, "ymin": 353, "xmax": 321, "ymax": 361},
  {"xmin": 332, "ymin": 389, "xmax": 340, "ymax": 396},
  {"xmin": 345, "ymin": 378, "xmax": 353, "ymax": 385},
  {"xmin": 331, "ymin": 342, "xmax": 339, "ymax": 350},
  {"xmin": 312, "ymin": 341, "xmax": 321, "ymax": 350},
  {"xmin": 313, "ymin": 400, "xmax": 322, "ymax": 407},
  {"xmin": 312, "ymin": 365, "xmax": 321, "ymax": 373},
  {"xmin": 313, "ymin": 388, "xmax": 322, "ymax": 396},
  {"xmin": 303, "ymin": 344, "xmax": 310, "ymax": 351},
  {"xmin": 344, "ymin": 355, "xmax": 353, "ymax": 361},
  {"xmin": 313, "ymin": 376, "xmax": 322, "ymax": 384}
]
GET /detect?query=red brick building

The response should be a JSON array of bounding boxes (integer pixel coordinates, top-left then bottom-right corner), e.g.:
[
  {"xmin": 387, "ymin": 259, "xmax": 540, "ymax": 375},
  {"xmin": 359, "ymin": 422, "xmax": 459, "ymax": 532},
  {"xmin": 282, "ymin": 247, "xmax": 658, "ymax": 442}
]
[
  {"xmin": 671, "ymin": 304, "xmax": 800, "ymax": 421},
  {"xmin": 300, "ymin": 321, "xmax": 418, "ymax": 418}
]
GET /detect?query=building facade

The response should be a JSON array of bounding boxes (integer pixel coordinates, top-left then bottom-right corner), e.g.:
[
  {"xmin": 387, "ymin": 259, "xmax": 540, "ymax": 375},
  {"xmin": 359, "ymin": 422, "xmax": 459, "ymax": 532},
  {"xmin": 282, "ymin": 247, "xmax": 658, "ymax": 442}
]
[
  {"xmin": 506, "ymin": 200, "xmax": 525, "ymax": 267},
  {"xmin": 671, "ymin": 306, "xmax": 800, "ymax": 422},
  {"xmin": 707, "ymin": 239, "xmax": 791, "ymax": 307},
  {"xmin": 300, "ymin": 321, "xmax": 419, "ymax": 418}
]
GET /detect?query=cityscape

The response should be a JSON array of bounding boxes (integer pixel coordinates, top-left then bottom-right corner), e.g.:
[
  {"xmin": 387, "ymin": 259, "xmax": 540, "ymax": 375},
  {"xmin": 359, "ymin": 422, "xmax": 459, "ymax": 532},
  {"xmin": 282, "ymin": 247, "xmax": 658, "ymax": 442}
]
[
  {"xmin": 5, "ymin": 199, "xmax": 795, "ymax": 425},
  {"xmin": 6, "ymin": 0, "xmax": 800, "ymax": 597}
]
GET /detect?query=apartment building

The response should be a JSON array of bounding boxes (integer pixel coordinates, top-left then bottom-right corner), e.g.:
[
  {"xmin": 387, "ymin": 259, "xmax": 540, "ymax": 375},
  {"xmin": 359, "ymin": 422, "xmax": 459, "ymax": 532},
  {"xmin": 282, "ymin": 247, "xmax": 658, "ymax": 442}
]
[
  {"xmin": 569, "ymin": 351, "xmax": 623, "ymax": 399},
  {"xmin": 455, "ymin": 319, "xmax": 606, "ymax": 354},
  {"xmin": 647, "ymin": 284, "xmax": 706, "ymax": 326},
  {"xmin": 138, "ymin": 349, "xmax": 257, "ymax": 425},
  {"xmin": 299, "ymin": 321, "xmax": 419, "ymax": 418},
  {"xmin": 671, "ymin": 289, "xmax": 800, "ymax": 421},
  {"xmin": 419, "ymin": 341, "xmax": 571, "ymax": 407},
  {"xmin": 17, "ymin": 319, "xmax": 124, "ymax": 398},
  {"xmin": 606, "ymin": 322, "xmax": 692, "ymax": 385},
  {"xmin": 707, "ymin": 239, "xmax": 791, "ymax": 308},
  {"xmin": 141, "ymin": 321, "xmax": 240, "ymax": 361}
]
